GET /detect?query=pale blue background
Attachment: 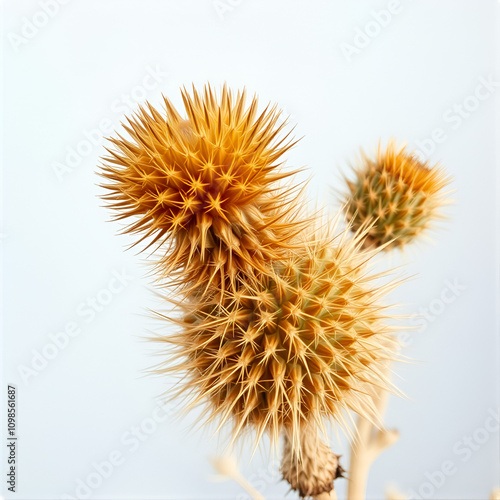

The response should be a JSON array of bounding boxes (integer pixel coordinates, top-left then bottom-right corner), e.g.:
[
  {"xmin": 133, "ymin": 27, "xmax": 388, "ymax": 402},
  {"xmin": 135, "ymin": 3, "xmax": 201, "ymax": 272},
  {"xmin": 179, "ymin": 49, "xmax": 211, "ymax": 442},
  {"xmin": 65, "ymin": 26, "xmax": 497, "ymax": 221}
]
[{"xmin": 1, "ymin": 1, "xmax": 499, "ymax": 499}]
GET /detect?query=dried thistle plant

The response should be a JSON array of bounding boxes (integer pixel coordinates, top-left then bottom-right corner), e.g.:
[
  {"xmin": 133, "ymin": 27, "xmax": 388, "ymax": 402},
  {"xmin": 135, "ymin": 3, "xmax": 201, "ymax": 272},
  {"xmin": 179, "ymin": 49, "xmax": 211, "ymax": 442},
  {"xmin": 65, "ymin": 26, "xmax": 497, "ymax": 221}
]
[
  {"xmin": 99, "ymin": 84, "xmax": 307, "ymax": 297},
  {"xmin": 155, "ymin": 226, "xmax": 398, "ymax": 445},
  {"xmin": 99, "ymin": 86, "xmax": 406, "ymax": 500},
  {"xmin": 343, "ymin": 140, "xmax": 452, "ymax": 250},
  {"xmin": 341, "ymin": 140, "xmax": 452, "ymax": 500},
  {"xmin": 155, "ymin": 223, "xmax": 401, "ymax": 498}
]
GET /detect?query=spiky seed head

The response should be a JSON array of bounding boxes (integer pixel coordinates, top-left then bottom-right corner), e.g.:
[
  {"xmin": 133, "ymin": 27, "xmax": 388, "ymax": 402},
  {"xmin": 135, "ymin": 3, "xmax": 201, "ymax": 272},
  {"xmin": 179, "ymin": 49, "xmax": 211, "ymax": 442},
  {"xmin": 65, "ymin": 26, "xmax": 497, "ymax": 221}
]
[
  {"xmin": 155, "ymin": 226, "xmax": 398, "ymax": 454},
  {"xmin": 99, "ymin": 84, "xmax": 306, "ymax": 295},
  {"xmin": 343, "ymin": 140, "xmax": 452, "ymax": 250},
  {"xmin": 281, "ymin": 424, "xmax": 344, "ymax": 498}
]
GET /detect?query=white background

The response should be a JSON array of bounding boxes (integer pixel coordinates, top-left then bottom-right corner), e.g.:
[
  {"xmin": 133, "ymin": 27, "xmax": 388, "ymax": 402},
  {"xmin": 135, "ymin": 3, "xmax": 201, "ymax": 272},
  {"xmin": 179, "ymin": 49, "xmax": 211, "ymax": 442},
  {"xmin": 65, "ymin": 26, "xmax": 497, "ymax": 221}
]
[{"xmin": 1, "ymin": 1, "xmax": 499, "ymax": 499}]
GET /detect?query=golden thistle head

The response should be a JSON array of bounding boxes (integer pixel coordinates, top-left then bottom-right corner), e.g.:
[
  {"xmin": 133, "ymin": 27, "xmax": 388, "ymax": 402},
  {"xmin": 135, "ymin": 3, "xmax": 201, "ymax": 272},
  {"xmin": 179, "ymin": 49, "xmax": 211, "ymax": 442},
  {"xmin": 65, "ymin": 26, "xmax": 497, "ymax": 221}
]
[
  {"xmin": 343, "ymin": 140, "xmax": 452, "ymax": 250},
  {"xmin": 99, "ymin": 84, "xmax": 306, "ymax": 294},
  {"xmin": 155, "ymin": 225, "xmax": 399, "ymax": 454}
]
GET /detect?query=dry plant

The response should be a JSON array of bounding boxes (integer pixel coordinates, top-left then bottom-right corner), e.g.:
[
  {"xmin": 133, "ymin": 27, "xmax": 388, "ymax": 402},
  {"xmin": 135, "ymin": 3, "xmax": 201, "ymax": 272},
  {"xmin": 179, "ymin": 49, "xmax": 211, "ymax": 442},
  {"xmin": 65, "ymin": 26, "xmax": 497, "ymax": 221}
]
[
  {"xmin": 99, "ymin": 87, "xmax": 452, "ymax": 499},
  {"xmin": 341, "ymin": 140, "xmax": 452, "ymax": 499},
  {"xmin": 343, "ymin": 140, "xmax": 451, "ymax": 250},
  {"xmin": 99, "ymin": 84, "xmax": 307, "ymax": 298}
]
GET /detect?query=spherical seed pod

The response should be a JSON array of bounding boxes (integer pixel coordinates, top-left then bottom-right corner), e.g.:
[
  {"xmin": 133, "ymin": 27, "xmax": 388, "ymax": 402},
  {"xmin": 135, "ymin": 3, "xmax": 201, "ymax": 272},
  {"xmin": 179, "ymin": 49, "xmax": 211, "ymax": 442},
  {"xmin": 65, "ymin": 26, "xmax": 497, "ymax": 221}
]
[
  {"xmin": 155, "ymin": 225, "xmax": 399, "ymax": 456},
  {"xmin": 343, "ymin": 140, "xmax": 452, "ymax": 250},
  {"xmin": 99, "ymin": 84, "xmax": 306, "ymax": 296}
]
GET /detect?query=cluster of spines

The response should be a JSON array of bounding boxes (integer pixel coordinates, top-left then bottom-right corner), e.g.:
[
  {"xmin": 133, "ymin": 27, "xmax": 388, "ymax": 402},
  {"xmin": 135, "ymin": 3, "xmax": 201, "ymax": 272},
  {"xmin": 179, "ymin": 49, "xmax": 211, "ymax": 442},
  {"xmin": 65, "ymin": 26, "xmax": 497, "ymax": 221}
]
[
  {"xmin": 99, "ymin": 84, "xmax": 307, "ymax": 296},
  {"xmin": 154, "ymin": 227, "xmax": 398, "ymax": 454},
  {"xmin": 100, "ymin": 86, "xmax": 402, "ymax": 460},
  {"xmin": 343, "ymin": 140, "xmax": 451, "ymax": 249}
]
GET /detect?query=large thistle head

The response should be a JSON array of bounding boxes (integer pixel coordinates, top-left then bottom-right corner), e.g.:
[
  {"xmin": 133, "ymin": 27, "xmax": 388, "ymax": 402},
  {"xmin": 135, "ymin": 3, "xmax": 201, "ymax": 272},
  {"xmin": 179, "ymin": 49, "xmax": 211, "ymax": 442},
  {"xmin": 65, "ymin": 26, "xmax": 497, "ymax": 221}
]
[
  {"xmin": 99, "ymin": 84, "xmax": 306, "ymax": 295},
  {"xmin": 156, "ymin": 223, "xmax": 399, "ymax": 455},
  {"xmin": 343, "ymin": 140, "xmax": 452, "ymax": 250}
]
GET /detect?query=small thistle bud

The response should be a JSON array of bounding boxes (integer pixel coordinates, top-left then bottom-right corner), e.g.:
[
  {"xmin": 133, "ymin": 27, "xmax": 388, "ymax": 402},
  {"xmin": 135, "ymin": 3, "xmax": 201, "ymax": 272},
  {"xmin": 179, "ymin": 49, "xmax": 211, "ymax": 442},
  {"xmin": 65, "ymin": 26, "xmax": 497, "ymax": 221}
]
[
  {"xmin": 156, "ymin": 226, "xmax": 398, "ymax": 453},
  {"xmin": 343, "ymin": 140, "xmax": 452, "ymax": 250},
  {"xmin": 281, "ymin": 424, "xmax": 344, "ymax": 498},
  {"xmin": 99, "ymin": 84, "xmax": 305, "ymax": 295}
]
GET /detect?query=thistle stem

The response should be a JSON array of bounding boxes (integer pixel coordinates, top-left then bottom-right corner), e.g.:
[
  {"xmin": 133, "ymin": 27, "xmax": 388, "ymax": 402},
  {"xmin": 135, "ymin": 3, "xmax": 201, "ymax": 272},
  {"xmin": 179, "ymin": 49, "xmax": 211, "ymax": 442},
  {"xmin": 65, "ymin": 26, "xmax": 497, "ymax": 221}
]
[
  {"xmin": 347, "ymin": 386, "xmax": 399, "ymax": 499},
  {"xmin": 233, "ymin": 474, "xmax": 266, "ymax": 500},
  {"xmin": 210, "ymin": 456, "xmax": 265, "ymax": 500}
]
